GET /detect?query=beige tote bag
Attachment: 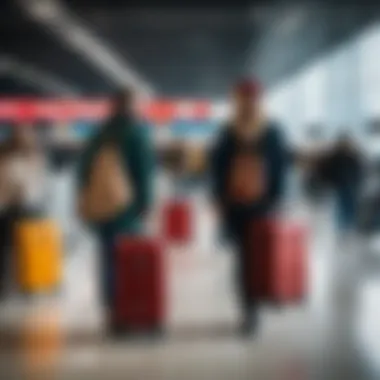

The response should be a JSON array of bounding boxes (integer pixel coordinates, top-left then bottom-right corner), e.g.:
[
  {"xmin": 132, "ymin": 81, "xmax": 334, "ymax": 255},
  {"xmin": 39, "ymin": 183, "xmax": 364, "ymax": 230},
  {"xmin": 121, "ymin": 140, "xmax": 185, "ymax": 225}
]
[{"xmin": 78, "ymin": 144, "xmax": 134, "ymax": 222}]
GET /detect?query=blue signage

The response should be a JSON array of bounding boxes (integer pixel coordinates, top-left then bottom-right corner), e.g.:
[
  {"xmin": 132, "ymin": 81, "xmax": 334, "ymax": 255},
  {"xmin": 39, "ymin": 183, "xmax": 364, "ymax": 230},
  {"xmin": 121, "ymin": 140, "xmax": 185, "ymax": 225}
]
[
  {"xmin": 170, "ymin": 119, "xmax": 217, "ymax": 138},
  {"xmin": 72, "ymin": 121, "xmax": 96, "ymax": 140}
]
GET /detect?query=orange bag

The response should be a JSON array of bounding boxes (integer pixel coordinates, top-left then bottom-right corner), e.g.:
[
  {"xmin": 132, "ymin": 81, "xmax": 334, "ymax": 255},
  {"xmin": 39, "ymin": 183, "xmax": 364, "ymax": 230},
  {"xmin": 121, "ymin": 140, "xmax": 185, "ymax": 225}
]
[{"xmin": 14, "ymin": 220, "xmax": 63, "ymax": 293}]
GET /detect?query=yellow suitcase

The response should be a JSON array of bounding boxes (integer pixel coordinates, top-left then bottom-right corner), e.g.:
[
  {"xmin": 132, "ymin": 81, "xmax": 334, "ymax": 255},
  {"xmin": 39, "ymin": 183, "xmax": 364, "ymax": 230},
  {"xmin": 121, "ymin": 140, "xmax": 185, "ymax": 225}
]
[{"xmin": 14, "ymin": 219, "xmax": 63, "ymax": 293}]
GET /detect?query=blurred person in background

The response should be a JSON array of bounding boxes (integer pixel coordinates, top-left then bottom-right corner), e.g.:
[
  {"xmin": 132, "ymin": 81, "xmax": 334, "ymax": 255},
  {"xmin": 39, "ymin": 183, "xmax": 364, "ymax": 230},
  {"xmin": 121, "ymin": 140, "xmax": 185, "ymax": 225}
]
[
  {"xmin": 321, "ymin": 133, "xmax": 364, "ymax": 234},
  {"xmin": 76, "ymin": 88, "xmax": 154, "ymax": 332},
  {"xmin": 209, "ymin": 78, "xmax": 287, "ymax": 336},
  {"xmin": 0, "ymin": 125, "xmax": 47, "ymax": 297},
  {"xmin": 302, "ymin": 152, "xmax": 329, "ymax": 205}
]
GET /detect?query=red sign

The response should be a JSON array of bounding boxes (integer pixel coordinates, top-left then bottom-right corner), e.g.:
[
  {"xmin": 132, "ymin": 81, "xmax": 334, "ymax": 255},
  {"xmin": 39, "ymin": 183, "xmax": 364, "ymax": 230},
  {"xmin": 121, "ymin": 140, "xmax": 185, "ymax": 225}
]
[
  {"xmin": 143, "ymin": 101, "xmax": 177, "ymax": 124},
  {"xmin": 0, "ymin": 99, "xmax": 211, "ymax": 123},
  {"xmin": 0, "ymin": 100, "xmax": 20, "ymax": 120}
]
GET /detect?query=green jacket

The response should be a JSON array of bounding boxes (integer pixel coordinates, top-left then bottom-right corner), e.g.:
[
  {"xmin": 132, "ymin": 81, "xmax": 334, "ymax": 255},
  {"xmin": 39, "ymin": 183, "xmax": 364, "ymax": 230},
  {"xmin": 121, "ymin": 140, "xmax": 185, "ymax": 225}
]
[{"xmin": 76, "ymin": 115, "xmax": 154, "ymax": 237}]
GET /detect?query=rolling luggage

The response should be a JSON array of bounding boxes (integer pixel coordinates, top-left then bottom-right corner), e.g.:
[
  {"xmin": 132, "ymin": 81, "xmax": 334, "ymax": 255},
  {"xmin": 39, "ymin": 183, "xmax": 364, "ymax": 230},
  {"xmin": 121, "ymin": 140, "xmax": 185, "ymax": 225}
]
[
  {"xmin": 14, "ymin": 219, "xmax": 63, "ymax": 293},
  {"xmin": 247, "ymin": 220, "xmax": 307, "ymax": 304},
  {"xmin": 113, "ymin": 237, "xmax": 165, "ymax": 333},
  {"xmin": 163, "ymin": 199, "xmax": 192, "ymax": 243}
]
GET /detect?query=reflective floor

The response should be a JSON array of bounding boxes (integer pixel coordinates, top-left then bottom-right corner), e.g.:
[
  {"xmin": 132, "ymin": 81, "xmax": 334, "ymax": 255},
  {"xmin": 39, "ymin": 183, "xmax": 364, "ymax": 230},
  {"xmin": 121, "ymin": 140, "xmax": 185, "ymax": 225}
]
[{"xmin": 0, "ymin": 195, "xmax": 380, "ymax": 380}]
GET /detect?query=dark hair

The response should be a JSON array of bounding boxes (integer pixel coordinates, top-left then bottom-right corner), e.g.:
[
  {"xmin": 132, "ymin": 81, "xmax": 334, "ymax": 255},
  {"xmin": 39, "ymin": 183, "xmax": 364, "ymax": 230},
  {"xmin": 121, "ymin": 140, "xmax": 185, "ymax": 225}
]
[
  {"xmin": 112, "ymin": 87, "xmax": 135, "ymax": 115},
  {"xmin": 233, "ymin": 77, "xmax": 263, "ymax": 98}
]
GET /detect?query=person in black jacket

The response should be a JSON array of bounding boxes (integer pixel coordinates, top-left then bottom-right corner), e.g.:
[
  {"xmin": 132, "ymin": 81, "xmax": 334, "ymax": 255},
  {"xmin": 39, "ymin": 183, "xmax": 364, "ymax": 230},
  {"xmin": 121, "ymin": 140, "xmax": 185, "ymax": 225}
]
[
  {"xmin": 322, "ymin": 134, "xmax": 363, "ymax": 232},
  {"xmin": 209, "ymin": 78, "xmax": 287, "ymax": 335}
]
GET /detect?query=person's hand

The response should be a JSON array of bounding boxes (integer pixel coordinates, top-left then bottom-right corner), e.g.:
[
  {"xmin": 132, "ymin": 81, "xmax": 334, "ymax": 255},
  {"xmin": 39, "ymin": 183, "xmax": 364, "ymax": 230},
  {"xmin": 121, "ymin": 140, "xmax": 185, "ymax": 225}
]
[{"xmin": 213, "ymin": 200, "xmax": 228, "ymax": 218}]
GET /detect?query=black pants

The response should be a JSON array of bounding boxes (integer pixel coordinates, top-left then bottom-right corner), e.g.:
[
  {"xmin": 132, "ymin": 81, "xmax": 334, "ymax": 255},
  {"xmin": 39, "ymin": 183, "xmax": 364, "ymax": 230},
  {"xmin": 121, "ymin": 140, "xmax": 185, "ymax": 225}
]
[
  {"xmin": 233, "ymin": 226, "xmax": 256, "ymax": 315},
  {"xmin": 99, "ymin": 234, "xmax": 117, "ymax": 311},
  {"xmin": 0, "ymin": 208, "xmax": 19, "ymax": 296}
]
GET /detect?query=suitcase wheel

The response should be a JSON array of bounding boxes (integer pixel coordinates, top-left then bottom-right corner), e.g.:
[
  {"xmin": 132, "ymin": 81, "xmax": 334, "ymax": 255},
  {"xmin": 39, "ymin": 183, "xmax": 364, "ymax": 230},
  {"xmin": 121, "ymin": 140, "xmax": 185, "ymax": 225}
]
[
  {"xmin": 300, "ymin": 295, "xmax": 309, "ymax": 307},
  {"xmin": 150, "ymin": 325, "xmax": 166, "ymax": 341},
  {"xmin": 109, "ymin": 325, "xmax": 129, "ymax": 340},
  {"xmin": 268, "ymin": 300, "xmax": 284, "ymax": 310},
  {"xmin": 20, "ymin": 290, "xmax": 35, "ymax": 301},
  {"xmin": 108, "ymin": 324, "xmax": 165, "ymax": 342}
]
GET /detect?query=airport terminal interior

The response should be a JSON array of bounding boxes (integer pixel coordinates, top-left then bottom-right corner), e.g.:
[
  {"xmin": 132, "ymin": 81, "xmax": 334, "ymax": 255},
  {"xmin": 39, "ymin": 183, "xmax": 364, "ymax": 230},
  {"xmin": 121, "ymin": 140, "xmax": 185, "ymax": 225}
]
[{"xmin": 1, "ymin": 1, "xmax": 380, "ymax": 379}]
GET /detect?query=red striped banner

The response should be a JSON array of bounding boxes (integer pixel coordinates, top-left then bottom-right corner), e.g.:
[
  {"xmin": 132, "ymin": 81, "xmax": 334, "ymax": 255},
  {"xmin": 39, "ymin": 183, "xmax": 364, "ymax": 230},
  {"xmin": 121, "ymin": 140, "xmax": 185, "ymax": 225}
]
[{"xmin": 0, "ymin": 99, "xmax": 212, "ymax": 123}]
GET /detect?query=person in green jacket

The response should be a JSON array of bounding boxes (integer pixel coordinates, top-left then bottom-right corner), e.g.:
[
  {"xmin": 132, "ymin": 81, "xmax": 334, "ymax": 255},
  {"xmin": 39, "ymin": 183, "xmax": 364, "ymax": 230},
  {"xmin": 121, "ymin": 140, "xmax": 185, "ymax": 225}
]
[{"xmin": 76, "ymin": 89, "xmax": 155, "ymax": 319}]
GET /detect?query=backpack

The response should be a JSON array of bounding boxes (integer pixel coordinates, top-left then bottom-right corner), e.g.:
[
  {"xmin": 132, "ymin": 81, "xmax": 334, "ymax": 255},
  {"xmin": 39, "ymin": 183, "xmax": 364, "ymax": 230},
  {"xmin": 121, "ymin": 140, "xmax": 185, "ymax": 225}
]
[{"xmin": 78, "ymin": 141, "xmax": 134, "ymax": 223}]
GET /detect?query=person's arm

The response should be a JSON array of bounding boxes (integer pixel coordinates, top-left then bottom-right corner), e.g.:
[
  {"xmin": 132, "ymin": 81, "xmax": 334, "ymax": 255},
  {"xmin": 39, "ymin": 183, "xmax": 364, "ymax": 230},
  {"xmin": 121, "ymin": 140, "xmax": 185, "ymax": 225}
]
[
  {"xmin": 266, "ymin": 127, "xmax": 288, "ymax": 208},
  {"xmin": 209, "ymin": 136, "xmax": 227, "ymax": 214},
  {"xmin": 75, "ymin": 139, "xmax": 97, "ymax": 221},
  {"xmin": 0, "ymin": 157, "xmax": 26, "ymax": 207},
  {"xmin": 0, "ymin": 158, "xmax": 13, "ymax": 206},
  {"xmin": 133, "ymin": 127, "xmax": 155, "ymax": 216},
  {"xmin": 353, "ymin": 152, "xmax": 365, "ymax": 191},
  {"xmin": 76, "ymin": 147, "xmax": 90, "ymax": 193}
]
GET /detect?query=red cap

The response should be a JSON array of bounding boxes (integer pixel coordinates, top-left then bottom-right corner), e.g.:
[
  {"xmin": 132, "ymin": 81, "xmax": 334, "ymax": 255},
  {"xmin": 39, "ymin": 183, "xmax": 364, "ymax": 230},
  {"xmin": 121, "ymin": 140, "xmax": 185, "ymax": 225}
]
[{"xmin": 234, "ymin": 78, "xmax": 263, "ymax": 98}]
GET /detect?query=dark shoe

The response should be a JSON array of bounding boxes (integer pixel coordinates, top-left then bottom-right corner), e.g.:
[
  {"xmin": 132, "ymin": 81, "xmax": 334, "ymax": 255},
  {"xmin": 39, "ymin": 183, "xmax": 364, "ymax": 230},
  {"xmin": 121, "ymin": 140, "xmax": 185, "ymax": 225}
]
[
  {"xmin": 108, "ymin": 323, "xmax": 128, "ymax": 340},
  {"xmin": 150, "ymin": 325, "xmax": 165, "ymax": 340},
  {"xmin": 105, "ymin": 311, "xmax": 126, "ymax": 339}
]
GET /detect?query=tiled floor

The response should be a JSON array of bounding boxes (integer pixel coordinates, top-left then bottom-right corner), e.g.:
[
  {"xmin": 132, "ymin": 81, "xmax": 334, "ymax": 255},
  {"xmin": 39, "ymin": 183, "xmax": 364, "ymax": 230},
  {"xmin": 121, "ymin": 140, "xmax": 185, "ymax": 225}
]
[{"xmin": 0, "ymin": 196, "xmax": 380, "ymax": 379}]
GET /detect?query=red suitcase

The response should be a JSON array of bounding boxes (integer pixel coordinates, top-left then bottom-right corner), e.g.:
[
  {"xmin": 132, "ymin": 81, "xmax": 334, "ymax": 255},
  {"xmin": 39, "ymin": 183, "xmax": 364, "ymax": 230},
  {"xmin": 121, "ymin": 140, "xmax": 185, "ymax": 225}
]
[
  {"xmin": 247, "ymin": 220, "xmax": 307, "ymax": 304},
  {"xmin": 163, "ymin": 199, "xmax": 192, "ymax": 243},
  {"xmin": 113, "ymin": 237, "xmax": 166, "ymax": 332}
]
